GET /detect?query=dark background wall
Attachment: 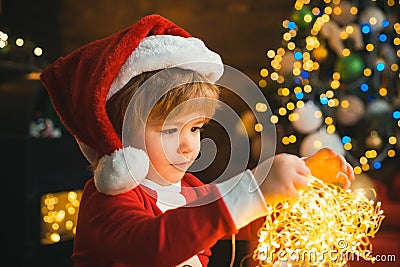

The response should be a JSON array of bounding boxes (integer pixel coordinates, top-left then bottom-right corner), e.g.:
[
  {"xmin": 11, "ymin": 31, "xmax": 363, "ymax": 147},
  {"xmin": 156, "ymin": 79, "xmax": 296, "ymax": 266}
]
[{"xmin": 0, "ymin": 0, "xmax": 294, "ymax": 82}]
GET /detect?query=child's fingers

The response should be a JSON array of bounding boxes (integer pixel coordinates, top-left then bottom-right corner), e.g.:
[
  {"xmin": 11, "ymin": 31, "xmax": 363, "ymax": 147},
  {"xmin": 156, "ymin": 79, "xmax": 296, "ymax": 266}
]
[
  {"xmin": 285, "ymin": 174, "xmax": 309, "ymax": 200},
  {"xmin": 287, "ymin": 183, "xmax": 301, "ymax": 199},
  {"xmin": 335, "ymin": 153, "xmax": 348, "ymax": 171},
  {"xmin": 332, "ymin": 155, "xmax": 355, "ymax": 186},
  {"xmin": 292, "ymin": 173, "xmax": 308, "ymax": 189},
  {"xmin": 289, "ymin": 156, "xmax": 311, "ymax": 177},
  {"xmin": 336, "ymin": 172, "xmax": 351, "ymax": 189},
  {"xmin": 346, "ymin": 162, "xmax": 355, "ymax": 181},
  {"xmin": 297, "ymin": 162, "xmax": 311, "ymax": 178}
]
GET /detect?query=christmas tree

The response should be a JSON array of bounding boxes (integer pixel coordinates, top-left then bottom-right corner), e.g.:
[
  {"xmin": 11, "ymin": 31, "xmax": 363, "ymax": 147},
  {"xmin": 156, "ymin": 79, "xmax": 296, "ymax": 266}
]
[{"xmin": 259, "ymin": 0, "xmax": 400, "ymax": 177}]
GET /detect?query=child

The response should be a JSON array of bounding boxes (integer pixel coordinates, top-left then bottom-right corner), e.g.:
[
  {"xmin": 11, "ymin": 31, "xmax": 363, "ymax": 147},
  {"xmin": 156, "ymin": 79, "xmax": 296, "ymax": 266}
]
[{"xmin": 40, "ymin": 14, "xmax": 354, "ymax": 267}]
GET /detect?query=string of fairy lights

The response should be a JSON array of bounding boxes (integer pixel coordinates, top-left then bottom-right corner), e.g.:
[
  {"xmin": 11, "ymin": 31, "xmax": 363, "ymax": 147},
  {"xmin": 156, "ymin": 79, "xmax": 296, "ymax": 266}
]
[
  {"xmin": 41, "ymin": 191, "xmax": 82, "ymax": 244},
  {"xmin": 254, "ymin": 0, "xmax": 400, "ymax": 175},
  {"xmin": 0, "ymin": 30, "xmax": 43, "ymax": 55},
  {"xmin": 0, "ymin": 27, "xmax": 45, "ymax": 73},
  {"xmin": 254, "ymin": 176, "xmax": 385, "ymax": 267}
]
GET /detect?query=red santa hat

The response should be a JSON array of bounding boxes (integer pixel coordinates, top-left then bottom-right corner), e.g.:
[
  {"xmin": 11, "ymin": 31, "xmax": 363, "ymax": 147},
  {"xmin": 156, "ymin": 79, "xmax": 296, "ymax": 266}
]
[{"xmin": 40, "ymin": 14, "xmax": 223, "ymax": 195}]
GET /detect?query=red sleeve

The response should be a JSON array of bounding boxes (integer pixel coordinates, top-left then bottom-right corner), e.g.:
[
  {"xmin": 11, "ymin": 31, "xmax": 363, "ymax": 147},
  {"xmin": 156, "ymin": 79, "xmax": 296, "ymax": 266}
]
[
  {"xmin": 72, "ymin": 179, "xmax": 238, "ymax": 267},
  {"xmin": 235, "ymin": 217, "xmax": 265, "ymax": 240},
  {"xmin": 218, "ymin": 217, "xmax": 265, "ymax": 242},
  {"xmin": 183, "ymin": 173, "xmax": 266, "ymax": 241}
]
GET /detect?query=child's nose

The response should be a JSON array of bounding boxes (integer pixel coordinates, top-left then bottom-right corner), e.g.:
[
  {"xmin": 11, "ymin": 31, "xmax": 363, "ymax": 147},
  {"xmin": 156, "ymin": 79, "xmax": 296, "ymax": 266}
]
[{"xmin": 178, "ymin": 133, "xmax": 194, "ymax": 154}]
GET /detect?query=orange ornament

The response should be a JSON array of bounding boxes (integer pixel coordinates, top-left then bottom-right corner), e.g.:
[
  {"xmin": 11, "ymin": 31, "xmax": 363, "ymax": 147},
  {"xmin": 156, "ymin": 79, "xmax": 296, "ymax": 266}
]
[{"xmin": 304, "ymin": 148, "xmax": 350, "ymax": 187}]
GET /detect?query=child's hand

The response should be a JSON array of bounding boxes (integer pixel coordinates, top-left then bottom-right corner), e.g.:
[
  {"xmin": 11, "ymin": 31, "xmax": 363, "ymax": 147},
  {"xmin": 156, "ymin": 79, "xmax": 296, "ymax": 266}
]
[
  {"xmin": 303, "ymin": 148, "xmax": 355, "ymax": 189},
  {"xmin": 252, "ymin": 153, "xmax": 311, "ymax": 205}
]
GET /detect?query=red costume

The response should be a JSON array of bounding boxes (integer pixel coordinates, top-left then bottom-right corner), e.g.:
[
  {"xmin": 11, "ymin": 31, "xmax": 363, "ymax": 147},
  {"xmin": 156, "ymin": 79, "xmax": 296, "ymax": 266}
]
[
  {"xmin": 40, "ymin": 14, "xmax": 267, "ymax": 266},
  {"xmin": 72, "ymin": 174, "xmax": 235, "ymax": 267}
]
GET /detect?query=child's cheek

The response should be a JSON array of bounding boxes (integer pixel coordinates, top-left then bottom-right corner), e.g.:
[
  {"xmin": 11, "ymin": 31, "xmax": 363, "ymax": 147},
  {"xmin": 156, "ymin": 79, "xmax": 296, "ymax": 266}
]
[{"xmin": 160, "ymin": 134, "xmax": 179, "ymax": 156}]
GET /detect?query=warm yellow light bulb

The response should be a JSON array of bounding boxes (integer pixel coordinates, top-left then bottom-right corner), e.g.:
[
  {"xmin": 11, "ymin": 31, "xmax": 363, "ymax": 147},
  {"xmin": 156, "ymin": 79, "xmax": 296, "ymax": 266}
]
[
  {"xmin": 34, "ymin": 47, "xmax": 43, "ymax": 56},
  {"xmin": 278, "ymin": 107, "xmax": 287, "ymax": 116},
  {"xmin": 360, "ymin": 156, "xmax": 368, "ymax": 165},
  {"xmin": 379, "ymin": 88, "xmax": 387, "ymax": 96},
  {"xmin": 287, "ymin": 102, "xmax": 295, "ymax": 110},
  {"xmin": 389, "ymin": 136, "xmax": 397, "ymax": 145},
  {"xmin": 344, "ymin": 143, "xmax": 352, "ymax": 150},
  {"xmin": 332, "ymin": 72, "xmax": 341, "ymax": 80},
  {"xmin": 345, "ymin": 26, "xmax": 354, "ymax": 34},
  {"xmin": 363, "ymin": 68, "xmax": 372, "ymax": 76},
  {"xmin": 366, "ymin": 43, "xmax": 374, "ymax": 52},
  {"xmin": 325, "ymin": 117, "xmax": 333, "ymax": 125},
  {"xmin": 282, "ymin": 136, "xmax": 290, "ymax": 145},
  {"xmin": 255, "ymin": 123, "xmax": 263, "ymax": 132},
  {"xmin": 350, "ymin": 6, "xmax": 358, "ymax": 15},
  {"xmin": 270, "ymin": 72, "xmax": 279, "ymax": 81},
  {"xmin": 289, "ymin": 112, "xmax": 299, "ymax": 121},
  {"xmin": 282, "ymin": 88, "xmax": 290, "ymax": 96},
  {"xmin": 327, "ymin": 124, "xmax": 336, "ymax": 134},
  {"xmin": 287, "ymin": 42, "xmax": 296, "ymax": 50},
  {"xmin": 270, "ymin": 115, "xmax": 279, "ymax": 124},
  {"xmin": 259, "ymin": 79, "xmax": 267, "ymax": 88},
  {"xmin": 296, "ymin": 100, "xmax": 305, "ymax": 108},
  {"xmin": 342, "ymin": 48, "xmax": 351, "ymax": 56},
  {"xmin": 304, "ymin": 85, "xmax": 312, "ymax": 93},
  {"xmin": 256, "ymin": 102, "xmax": 268, "ymax": 112},
  {"xmin": 341, "ymin": 100, "xmax": 349, "ymax": 108},
  {"xmin": 254, "ymin": 177, "xmax": 384, "ymax": 267},
  {"xmin": 288, "ymin": 135, "xmax": 297, "ymax": 143},
  {"xmin": 267, "ymin": 50, "xmax": 275, "ymax": 58},
  {"xmin": 354, "ymin": 166, "xmax": 362, "ymax": 174},
  {"xmin": 331, "ymin": 80, "xmax": 340, "ymax": 89},
  {"xmin": 15, "ymin": 38, "xmax": 24, "ymax": 46},
  {"xmin": 50, "ymin": 233, "xmax": 61, "ymax": 243}
]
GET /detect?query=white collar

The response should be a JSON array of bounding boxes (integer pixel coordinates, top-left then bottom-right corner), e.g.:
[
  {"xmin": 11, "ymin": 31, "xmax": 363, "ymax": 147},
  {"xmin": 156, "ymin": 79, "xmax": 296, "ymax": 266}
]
[
  {"xmin": 141, "ymin": 178, "xmax": 182, "ymax": 193},
  {"xmin": 141, "ymin": 179, "xmax": 185, "ymax": 213}
]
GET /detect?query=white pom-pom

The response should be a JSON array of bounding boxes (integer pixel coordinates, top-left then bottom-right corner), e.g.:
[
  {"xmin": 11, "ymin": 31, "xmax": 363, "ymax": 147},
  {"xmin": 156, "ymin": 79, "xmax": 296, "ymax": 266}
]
[{"xmin": 94, "ymin": 147, "xmax": 149, "ymax": 195}]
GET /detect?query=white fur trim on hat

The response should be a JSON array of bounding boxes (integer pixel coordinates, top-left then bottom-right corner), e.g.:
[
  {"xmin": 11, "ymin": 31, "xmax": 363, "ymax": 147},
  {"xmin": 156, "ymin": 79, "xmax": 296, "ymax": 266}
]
[
  {"xmin": 94, "ymin": 146, "xmax": 149, "ymax": 195},
  {"xmin": 107, "ymin": 35, "xmax": 224, "ymax": 101}
]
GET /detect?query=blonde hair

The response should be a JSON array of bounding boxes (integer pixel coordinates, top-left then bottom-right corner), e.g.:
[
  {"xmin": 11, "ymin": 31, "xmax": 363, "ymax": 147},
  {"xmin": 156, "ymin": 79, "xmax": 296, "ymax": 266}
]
[{"xmin": 106, "ymin": 68, "xmax": 220, "ymax": 138}]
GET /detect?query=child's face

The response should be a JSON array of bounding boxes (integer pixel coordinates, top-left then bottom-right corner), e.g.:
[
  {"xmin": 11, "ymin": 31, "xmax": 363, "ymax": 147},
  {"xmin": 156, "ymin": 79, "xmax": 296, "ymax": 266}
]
[{"xmin": 144, "ymin": 112, "xmax": 206, "ymax": 185}]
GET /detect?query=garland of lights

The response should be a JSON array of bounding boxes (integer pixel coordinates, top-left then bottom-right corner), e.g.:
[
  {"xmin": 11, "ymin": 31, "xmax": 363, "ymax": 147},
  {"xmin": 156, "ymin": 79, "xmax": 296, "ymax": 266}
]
[
  {"xmin": 254, "ymin": 176, "xmax": 384, "ymax": 267},
  {"xmin": 0, "ymin": 28, "xmax": 46, "ymax": 72},
  {"xmin": 257, "ymin": 0, "xmax": 400, "ymax": 174},
  {"xmin": 0, "ymin": 29, "xmax": 43, "ymax": 55}
]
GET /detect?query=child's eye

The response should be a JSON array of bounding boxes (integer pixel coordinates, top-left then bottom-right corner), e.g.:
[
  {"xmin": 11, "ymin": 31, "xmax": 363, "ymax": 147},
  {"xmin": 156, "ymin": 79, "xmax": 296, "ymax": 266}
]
[
  {"xmin": 191, "ymin": 126, "xmax": 203, "ymax": 133},
  {"xmin": 162, "ymin": 128, "xmax": 177, "ymax": 135}
]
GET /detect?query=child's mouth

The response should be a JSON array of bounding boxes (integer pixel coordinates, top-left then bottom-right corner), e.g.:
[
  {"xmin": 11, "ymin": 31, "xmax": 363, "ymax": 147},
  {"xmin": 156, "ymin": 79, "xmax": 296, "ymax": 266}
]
[{"xmin": 171, "ymin": 162, "xmax": 191, "ymax": 169}]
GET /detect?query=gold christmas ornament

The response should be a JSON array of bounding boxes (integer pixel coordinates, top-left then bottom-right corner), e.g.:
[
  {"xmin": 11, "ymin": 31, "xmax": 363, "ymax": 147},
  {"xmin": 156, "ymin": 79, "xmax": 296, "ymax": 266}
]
[
  {"xmin": 365, "ymin": 130, "xmax": 382, "ymax": 149},
  {"xmin": 312, "ymin": 45, "xmax": 328, "ymax": 61},
  {"xmin": 254, "ymin": 176, "xmax": 384, "ymax": 267}
]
